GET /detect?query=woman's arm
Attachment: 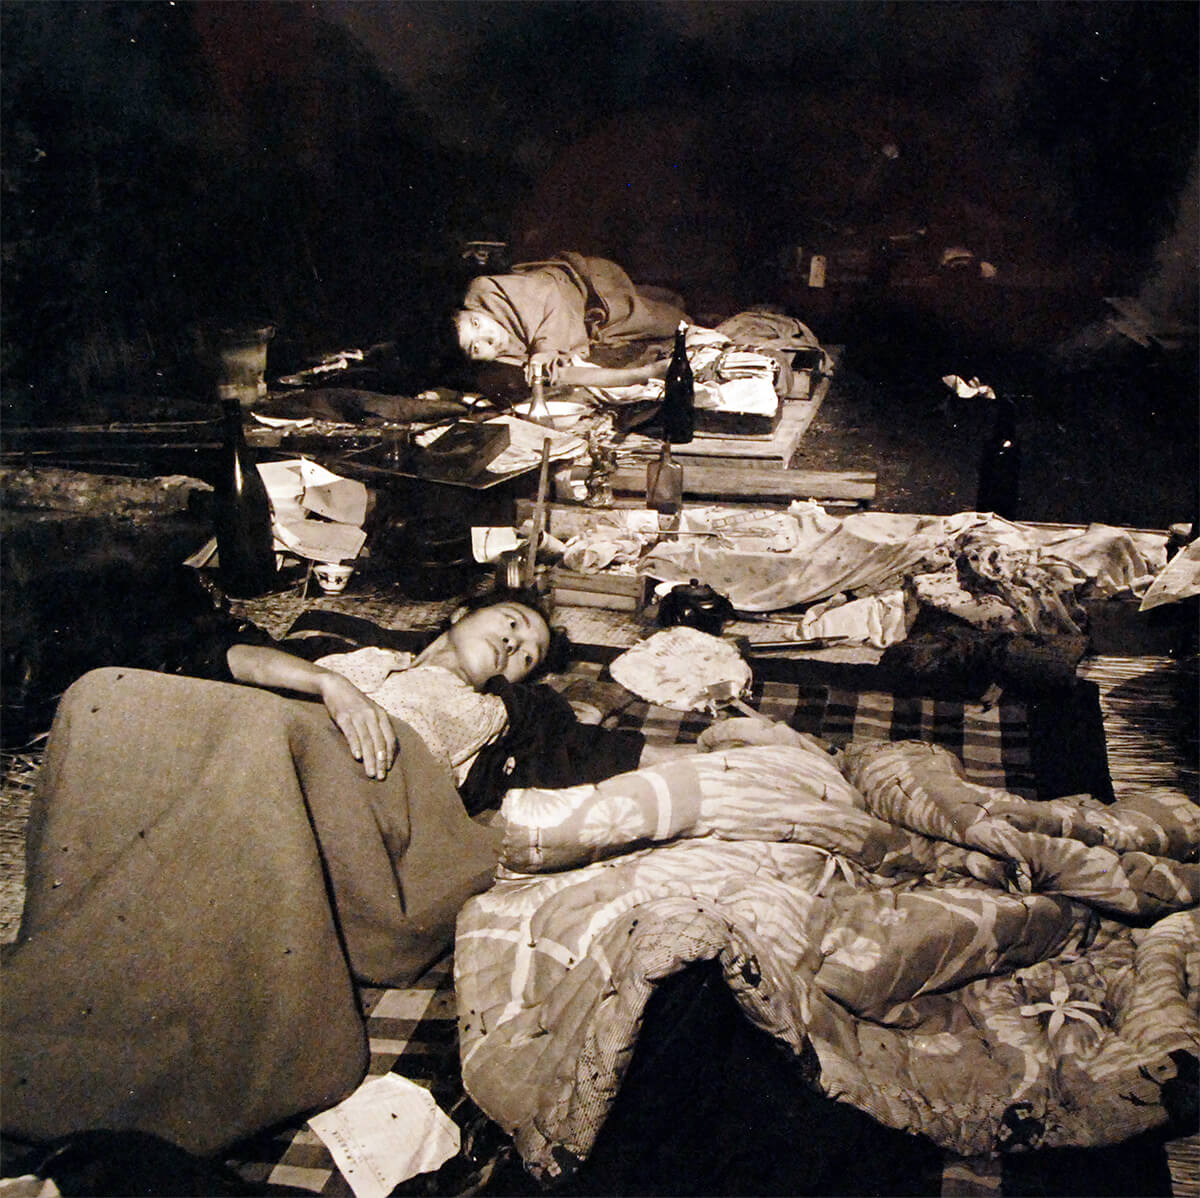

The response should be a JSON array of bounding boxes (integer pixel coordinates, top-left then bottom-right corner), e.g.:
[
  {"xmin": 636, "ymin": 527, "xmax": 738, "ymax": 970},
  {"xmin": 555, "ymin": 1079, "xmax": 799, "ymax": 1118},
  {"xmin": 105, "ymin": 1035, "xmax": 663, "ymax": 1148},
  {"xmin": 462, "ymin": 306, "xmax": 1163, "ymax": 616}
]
[
  {"xmin": 526, "ymin": 352, "xmax": 668, "ymax": 389},
  {"xmin": 556, "ymin": 361, "xmax": 668, "ymax": 388},
  {"xmin": 226, "ymin": 644, "xmax": 398, "ymax": 779}
]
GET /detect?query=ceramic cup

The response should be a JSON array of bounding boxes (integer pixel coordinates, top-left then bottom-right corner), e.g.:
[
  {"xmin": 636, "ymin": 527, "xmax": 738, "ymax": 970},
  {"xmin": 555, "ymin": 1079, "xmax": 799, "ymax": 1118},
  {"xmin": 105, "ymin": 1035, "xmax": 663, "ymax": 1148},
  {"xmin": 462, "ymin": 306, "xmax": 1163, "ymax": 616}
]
[{"xmin": 314, "ymin": 562, "xmax": 354, "ymax": 594}]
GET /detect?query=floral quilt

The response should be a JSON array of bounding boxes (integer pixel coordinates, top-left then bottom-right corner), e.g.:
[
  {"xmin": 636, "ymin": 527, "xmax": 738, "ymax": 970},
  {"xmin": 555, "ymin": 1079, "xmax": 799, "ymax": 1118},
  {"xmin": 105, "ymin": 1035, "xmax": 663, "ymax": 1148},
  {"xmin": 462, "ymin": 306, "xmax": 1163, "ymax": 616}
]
[{"xmin": 455, "ymin": 740, "xmax": 1199, "ymax": 1182}]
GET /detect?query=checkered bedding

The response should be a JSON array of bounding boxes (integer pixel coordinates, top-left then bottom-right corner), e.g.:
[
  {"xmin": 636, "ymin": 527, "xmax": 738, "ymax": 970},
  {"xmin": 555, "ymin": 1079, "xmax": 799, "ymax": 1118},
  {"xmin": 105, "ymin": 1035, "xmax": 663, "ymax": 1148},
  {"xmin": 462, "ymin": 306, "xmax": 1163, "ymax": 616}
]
[{"xmin": 223, "ymin": 664, "xmax": 1043, "ymax": 1192}]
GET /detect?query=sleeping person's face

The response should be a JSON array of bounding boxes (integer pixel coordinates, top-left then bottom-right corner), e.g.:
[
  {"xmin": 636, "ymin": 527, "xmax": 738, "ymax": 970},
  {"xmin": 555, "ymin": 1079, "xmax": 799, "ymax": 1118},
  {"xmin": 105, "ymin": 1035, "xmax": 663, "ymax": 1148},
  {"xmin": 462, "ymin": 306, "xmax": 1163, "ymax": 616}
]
[
  {"xmin": 447, "ymin": 601, "xmax": 551, "ymax": 686},
  {"xmin": 455, "ymin": 310, "xmax": 522, "ymax": 361}
]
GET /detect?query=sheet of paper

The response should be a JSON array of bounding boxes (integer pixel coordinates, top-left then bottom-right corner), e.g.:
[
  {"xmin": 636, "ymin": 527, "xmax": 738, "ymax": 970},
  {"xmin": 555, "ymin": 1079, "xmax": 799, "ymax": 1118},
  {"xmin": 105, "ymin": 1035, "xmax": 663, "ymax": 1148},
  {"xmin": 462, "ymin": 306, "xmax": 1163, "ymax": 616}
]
[
  {"xmin": 256, "ymin": 459, "xmax": 308, "ymax": 525},
  {"xmin": 1140, "ymin": 539, "xmax": 1200, "ymax": 610},
  {"xmin": 274, "ymin": 516, "xmax": 366, "ymax": 564},
  {"xmin": 253, "ymin": 459, "xmax": 368, "ymax": 563},
  {"xmin": 483, "ymin": 415, "xmax": 586, "ymax": 473},
  {"xmin": 308, "ymin": 1073, "xmax": 460, "ymax": 1198},
  {"xmin": 303, "ymin": 476, "xmax": 368, "ymax": 526},
  {"xmin": 472, "ymin": 525, "xmax": 520, "ymax": 563}
]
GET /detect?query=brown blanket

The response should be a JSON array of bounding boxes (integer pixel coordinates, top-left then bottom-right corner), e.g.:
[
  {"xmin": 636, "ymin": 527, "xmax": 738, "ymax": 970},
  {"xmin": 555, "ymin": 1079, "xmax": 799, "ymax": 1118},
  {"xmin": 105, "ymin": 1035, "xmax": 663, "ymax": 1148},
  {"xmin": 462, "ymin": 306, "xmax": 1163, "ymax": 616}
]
[
  {"xmin": 1, "ymin": 668, "xmax": 502, "ymax": 1155},
  {"xmin": 461, "ymin": 253, "xmax": 686, "ymax": 362}
]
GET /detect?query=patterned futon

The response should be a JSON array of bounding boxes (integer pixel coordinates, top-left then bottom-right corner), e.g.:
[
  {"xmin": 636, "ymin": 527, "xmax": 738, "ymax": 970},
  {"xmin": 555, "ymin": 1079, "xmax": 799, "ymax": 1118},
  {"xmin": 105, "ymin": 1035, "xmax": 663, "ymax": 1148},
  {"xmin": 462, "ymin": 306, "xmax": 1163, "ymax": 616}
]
[{"xmin": 456, "ymin": 737, "xmax": 1199, "ymax": 1183}]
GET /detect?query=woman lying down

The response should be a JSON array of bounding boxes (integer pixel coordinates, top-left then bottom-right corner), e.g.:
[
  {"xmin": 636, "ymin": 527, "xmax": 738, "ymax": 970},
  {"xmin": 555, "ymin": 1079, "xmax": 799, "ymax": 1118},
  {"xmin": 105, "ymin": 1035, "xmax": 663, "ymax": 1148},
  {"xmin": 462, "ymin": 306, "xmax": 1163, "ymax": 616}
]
[
  {"xmin": 0, "ymin": 587, "xmax": 719, "ymax": 1164},
  {"xmin": 6, "ymin": 584, "xmax": 1195, "ymax": 1176}
]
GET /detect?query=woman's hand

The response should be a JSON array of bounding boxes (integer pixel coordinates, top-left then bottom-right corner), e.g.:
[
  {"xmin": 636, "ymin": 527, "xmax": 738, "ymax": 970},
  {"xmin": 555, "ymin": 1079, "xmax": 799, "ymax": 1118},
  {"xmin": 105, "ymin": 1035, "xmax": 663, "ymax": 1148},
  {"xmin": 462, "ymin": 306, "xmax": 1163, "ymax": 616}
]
[
  {"xmin": 524, "ymin": 351, "xmax": 558, "ymax": 386},
  {"xmin": 225, "ymin": 643, "xmax": 400, "ymax": 779},
  {"xmin": 317, "ymin": 672, "xmax": 398, "ymax": 779}
]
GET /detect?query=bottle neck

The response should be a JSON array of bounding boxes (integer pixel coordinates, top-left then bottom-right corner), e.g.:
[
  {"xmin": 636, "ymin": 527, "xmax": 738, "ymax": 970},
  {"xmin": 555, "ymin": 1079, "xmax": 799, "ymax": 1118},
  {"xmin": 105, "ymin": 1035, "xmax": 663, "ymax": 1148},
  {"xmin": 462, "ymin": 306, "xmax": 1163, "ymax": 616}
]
[
  {"xmin": 990, "ymin": 395, "xmax": 1017, "ymax": 437},
  {"xmin": 221, "ymin": 398, "xmax": 247, "ymax": 446}
]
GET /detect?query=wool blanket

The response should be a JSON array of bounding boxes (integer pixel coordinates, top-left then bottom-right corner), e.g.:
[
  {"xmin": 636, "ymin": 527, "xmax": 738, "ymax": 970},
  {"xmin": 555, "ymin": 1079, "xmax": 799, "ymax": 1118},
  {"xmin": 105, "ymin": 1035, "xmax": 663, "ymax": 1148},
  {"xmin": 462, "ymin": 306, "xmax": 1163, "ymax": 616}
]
[
  {"xmin": 1, "ymin": 668, "xmax": 502, "ymax": 1156},
  {"xmin": 461, "ymin": 254, "xmax": 686, "ymax": 364},
  {"xmin": 455, "ymin": 739, "xmax": 1199, "ymax": 1183}
]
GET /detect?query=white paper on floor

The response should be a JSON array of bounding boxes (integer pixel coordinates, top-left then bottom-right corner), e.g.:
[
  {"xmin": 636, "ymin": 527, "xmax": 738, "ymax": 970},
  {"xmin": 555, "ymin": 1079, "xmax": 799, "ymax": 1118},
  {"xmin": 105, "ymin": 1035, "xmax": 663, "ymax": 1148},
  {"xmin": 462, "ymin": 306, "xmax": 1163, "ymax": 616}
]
[{"xmin": 308, "ymin": 1073, "xmax": 460, "ymax": 1198}]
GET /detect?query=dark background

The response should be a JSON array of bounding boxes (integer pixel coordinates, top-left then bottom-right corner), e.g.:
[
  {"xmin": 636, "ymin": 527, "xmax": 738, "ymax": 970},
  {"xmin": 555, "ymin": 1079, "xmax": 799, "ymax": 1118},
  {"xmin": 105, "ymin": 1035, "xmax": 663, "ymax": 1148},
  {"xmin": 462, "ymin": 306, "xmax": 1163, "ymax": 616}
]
[{"xmin": 2, "ymin": 1, "xmax": 1196, "ymax": 407}]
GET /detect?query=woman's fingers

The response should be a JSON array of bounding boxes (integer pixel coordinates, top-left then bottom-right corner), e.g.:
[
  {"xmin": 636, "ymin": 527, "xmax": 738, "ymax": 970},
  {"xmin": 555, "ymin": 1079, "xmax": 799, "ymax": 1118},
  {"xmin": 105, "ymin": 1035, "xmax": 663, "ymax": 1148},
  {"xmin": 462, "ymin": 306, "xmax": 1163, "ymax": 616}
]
[{"xmin": 322, "ymin": 678, "xmax": 399, "ymax": 778}]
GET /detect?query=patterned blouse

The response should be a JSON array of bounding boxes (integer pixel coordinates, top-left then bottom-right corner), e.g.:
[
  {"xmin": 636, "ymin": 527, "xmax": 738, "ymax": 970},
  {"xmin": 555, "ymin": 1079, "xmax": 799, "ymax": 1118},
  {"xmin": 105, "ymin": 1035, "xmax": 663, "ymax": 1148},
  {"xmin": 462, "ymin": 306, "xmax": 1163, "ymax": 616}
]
[{"xmin": 316, "ymin": 647, "xmax": 508, "ymax": 784}]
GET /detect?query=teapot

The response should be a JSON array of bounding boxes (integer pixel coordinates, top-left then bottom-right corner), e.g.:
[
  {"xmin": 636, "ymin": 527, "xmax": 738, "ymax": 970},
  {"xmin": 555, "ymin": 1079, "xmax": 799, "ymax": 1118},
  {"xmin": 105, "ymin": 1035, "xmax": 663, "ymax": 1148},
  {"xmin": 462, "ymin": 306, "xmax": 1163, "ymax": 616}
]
[{"xmin": 657, "ymin": 579, "xmax": 736, "ymax": 637}]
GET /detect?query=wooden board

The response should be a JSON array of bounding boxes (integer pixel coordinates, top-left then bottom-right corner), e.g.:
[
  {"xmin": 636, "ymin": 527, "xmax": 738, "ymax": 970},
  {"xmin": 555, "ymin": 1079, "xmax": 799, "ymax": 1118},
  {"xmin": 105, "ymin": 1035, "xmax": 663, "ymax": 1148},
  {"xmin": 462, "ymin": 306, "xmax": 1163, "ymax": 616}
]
[
  {"xmin": 605, "ymin": 463, "xmax": 876, "ymax": 503},
  {"xmin": 617, "ymin": 350, "xmax": 839, "ymax": 470},
  {"xmin": 677, "ymin": 347, "xmax": 838, "ymax": 468}
]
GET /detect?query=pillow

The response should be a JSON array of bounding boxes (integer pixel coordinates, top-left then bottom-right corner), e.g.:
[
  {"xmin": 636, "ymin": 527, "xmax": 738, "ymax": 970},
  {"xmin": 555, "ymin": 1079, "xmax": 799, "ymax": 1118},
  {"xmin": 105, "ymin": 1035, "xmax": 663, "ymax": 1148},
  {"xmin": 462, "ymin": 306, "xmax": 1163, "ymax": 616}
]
[{"xmin": 499, "ymin": 743, "xmax": 868, "ymax": 873}]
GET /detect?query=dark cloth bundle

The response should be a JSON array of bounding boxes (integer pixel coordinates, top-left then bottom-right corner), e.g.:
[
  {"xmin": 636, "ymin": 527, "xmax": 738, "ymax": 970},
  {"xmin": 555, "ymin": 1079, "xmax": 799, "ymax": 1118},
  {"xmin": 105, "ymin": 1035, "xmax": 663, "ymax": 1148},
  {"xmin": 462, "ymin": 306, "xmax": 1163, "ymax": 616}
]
[{"xmin": 460, "ymin": 677, "xmax": 645, "ymax": 815}]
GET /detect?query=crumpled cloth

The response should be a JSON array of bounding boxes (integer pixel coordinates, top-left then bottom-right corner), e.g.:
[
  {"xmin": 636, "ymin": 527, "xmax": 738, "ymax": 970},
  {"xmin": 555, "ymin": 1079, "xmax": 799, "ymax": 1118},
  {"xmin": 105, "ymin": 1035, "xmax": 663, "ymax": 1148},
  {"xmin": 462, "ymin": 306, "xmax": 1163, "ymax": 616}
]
[
  {"xmin": 643, "ymin": 508, "xmax": 1168, "ymax": 627},
  {"xmin": 799, "ymin": 588, "xmax": 915, "ymax": 649},
  {"xmin": 1039, "ymin": 523, "xmax": 1164, "ymax": 597}
]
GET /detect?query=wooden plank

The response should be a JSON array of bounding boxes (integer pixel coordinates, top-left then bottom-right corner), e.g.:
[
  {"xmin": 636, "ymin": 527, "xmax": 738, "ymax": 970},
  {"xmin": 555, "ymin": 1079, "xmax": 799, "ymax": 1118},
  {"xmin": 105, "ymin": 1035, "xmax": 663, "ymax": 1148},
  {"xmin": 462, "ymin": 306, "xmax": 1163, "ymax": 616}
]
[
  {"xmin": 618, "ymin": 350, "xmax": 839, "ymax": 470},
  {"xmin": 606, "ymin": 463, "xmax": 875, "ymax": 502},
  {"xmin": 674, "ymin": 396, "xmax": 819, "ymax": 468}
]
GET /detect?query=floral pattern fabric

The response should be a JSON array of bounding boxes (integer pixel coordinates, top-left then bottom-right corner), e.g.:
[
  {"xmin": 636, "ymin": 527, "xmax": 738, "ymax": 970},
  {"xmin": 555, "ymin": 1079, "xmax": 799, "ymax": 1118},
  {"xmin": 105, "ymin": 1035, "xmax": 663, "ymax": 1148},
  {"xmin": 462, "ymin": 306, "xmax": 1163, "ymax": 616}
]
[{"xmin": 456, "ymin": 741, "xmax": 1199, "ymax": 1182}]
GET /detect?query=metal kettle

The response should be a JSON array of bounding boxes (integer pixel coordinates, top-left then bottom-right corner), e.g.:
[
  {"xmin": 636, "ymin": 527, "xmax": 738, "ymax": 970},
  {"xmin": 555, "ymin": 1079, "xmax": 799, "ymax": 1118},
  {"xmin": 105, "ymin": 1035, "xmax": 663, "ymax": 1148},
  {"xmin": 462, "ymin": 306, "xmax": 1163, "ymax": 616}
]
[{"xmin": 657, "ymin": 579, "xmax": 736, "ymax": 636}]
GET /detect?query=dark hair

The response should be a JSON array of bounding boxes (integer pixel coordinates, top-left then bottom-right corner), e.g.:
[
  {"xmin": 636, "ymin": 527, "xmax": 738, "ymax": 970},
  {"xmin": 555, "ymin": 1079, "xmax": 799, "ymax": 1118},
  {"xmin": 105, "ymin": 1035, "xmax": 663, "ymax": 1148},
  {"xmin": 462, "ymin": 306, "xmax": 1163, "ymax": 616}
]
[{"xmin": 454, "ymin": 585, "xmax": 573, "ymax": 679}]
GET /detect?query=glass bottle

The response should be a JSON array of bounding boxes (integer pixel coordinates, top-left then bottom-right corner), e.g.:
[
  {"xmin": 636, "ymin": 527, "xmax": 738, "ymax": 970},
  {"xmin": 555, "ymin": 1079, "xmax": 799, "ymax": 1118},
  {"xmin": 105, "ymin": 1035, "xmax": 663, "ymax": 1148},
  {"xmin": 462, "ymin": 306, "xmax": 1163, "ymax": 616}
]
[
  {"xmin": 976, "ymin": 393, "xmax": 1021, "ymax": 519},
  {"xmin": 213, "ymin": 396, "xmax": 277, "ymax": 596},
  {"xmin": 527, "ymin": 361, "xmax": 554, "ymax": 426},
  {"xmin": 661, "ymin": 321, "xmax": 695, "ymax": 444},
  {"xmin": 584, "ymin": 429, "xmax": 615, "ymax": 508},
  {"xmin": 647, "ymin": 440, "xmax": 683, "ymax": 514}
]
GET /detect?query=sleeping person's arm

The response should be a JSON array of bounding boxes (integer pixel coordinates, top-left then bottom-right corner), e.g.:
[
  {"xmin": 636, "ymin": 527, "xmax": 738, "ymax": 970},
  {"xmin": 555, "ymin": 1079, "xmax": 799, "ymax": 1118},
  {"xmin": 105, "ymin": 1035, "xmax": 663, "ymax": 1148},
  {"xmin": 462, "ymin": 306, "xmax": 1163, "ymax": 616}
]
[
  {"xmin": 556, "ymin": 361, "xmax": 669, "ymax": 387},
  {"xmin": 525, "ymin": 352, "xmax": 668, "ymax": 389},
  {"xmin": 226, "ymin": 643, "xmax": 398, "ymax": 779}
]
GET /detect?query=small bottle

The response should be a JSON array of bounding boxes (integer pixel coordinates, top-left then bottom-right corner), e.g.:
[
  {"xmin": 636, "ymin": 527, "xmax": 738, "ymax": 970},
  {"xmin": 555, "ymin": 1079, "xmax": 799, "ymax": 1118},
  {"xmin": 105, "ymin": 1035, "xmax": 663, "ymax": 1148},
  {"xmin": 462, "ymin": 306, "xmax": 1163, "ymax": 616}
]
[
  {"xmin": 647, "ymin": 440, "xmax": 683, "ymax": 514},
  {"xmin": 661, "ymin": 321, "xmax": 695, "ymax": 444},
  {"xmin": 527, "ymin": 361, "xmax": 553, "ymax": 426},
  {"xmin": 977, "ymin": 393, "xmax": 1021, "ymax": 519},
  {"xmin": 213, "ymin": 396, "xmax": 277, "ymax": 597},
  {"xmin": 584, "ymin": 430, "xmax": 615, "ymax": 508}
]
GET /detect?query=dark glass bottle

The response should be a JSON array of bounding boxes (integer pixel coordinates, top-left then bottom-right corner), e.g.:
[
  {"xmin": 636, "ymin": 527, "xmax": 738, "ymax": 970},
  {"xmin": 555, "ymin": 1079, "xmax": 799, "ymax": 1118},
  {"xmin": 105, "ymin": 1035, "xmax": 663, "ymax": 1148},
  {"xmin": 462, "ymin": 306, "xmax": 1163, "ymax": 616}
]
[
  {"xmin": 661, "ymin": 321, "xmax": 695, "ymax": 444},
  {"xmin": 213, "ymin": 397, "xmax": 277, "ymax": 597},
  {"xmin": 977, "ymin": 393, "xmax": 1021, "ymax": 519}
]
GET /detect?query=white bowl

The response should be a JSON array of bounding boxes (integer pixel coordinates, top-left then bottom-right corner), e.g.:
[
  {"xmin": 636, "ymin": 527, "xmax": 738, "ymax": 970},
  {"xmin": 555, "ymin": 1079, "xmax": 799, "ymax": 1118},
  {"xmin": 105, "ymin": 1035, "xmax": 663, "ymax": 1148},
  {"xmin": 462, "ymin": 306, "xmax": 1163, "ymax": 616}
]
[{"xmin": 511, "ymin": 400, "xmax": 591, "ymax": 429}]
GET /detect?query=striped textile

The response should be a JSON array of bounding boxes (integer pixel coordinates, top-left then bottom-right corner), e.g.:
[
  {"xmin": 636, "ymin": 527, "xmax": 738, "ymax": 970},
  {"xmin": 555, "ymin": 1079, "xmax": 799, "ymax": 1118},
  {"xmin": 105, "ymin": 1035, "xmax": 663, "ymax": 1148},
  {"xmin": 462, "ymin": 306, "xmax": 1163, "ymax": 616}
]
[{"xmin": 593, "ymin": 668, "xmax": 1037, "ymax": 796}]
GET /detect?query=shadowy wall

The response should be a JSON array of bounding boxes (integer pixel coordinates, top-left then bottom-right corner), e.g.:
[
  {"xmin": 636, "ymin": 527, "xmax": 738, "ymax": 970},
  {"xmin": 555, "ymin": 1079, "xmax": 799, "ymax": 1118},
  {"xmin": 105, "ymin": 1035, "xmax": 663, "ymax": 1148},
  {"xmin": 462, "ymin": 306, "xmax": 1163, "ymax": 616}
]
[{"xmin": 2, "ymin": 1, "xmax": 1196, "ymax": 417}]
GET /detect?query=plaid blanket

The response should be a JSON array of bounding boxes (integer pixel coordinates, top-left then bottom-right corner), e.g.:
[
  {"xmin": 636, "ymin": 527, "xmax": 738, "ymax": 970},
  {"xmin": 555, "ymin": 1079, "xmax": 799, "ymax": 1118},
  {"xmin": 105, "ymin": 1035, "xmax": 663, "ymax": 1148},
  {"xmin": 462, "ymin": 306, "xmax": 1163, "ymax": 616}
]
[{"xmin": 220, "ymin": 662, "xmax": 1069, "ymax": 1193}]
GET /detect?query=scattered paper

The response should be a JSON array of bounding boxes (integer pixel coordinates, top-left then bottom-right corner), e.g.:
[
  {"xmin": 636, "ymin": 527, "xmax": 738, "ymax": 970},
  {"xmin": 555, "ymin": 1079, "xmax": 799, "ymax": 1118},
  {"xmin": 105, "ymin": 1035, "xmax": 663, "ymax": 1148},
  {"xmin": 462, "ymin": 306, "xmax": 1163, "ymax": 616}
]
[
  {"xmin": 483, "ymin": 415, "xmax": 587, "ymax": 473},
  {"xmin": 303, "ymin": 475, "xmax": 368, "ymax": 526},
  {"xmin": 942, "ymin": 374, "xmax": 996, "ymax": 400},
  {"xmin": 1139, "ymin": 540, "xmax": 1200, "ymax": 611},
  {"xmin": 257, "ymin": 458, "xmax": 368, "ymax": 564},
  {"xmin": 308, "ymin": 1073, "xmax": 460, "ymax": 1198},
  {"xmin": 273, "ymin": 518, "xmax": 366, "ymax": 564},
  {"xmin": 251, "ymin": 411, "xmax": 315, "ymax": 428},
  {"xmin": 472, "ymin": 525, "xmax": 520, "ymax": 563}
]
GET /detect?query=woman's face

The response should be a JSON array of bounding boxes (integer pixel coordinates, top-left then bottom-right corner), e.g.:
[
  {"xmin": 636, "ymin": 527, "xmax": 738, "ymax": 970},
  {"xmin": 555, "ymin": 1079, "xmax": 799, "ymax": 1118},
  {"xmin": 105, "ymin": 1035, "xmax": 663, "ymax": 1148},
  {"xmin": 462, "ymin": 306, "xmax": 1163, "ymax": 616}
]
[
  {"xmin": 446, "ymin": 601, "xmax": 551, "ymax": 686},
  {"xmin": 455, "ymin": 310, "xmax": 521, "ymax": 361}
]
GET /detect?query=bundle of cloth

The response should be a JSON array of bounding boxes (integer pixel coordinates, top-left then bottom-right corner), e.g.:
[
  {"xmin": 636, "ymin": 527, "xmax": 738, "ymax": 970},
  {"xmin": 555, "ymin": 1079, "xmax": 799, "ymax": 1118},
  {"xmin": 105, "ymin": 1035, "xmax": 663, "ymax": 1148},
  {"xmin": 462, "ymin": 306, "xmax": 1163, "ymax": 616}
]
[
  {"xmin": 641, "ymin": 506, "xmax": 1168, "ymax": 641},
  {"xmin": 455, "ymin": 735, "xmax": 1199, "ymax": 1184}
]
